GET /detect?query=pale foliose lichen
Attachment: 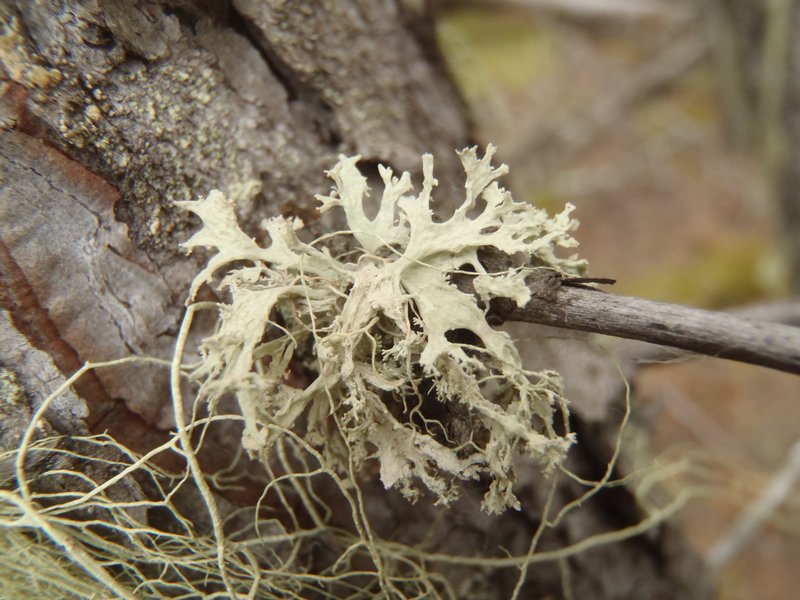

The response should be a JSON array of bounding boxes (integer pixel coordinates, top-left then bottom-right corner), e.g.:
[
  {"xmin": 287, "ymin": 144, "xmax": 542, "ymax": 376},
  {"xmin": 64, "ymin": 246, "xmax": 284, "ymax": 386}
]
[{"xmin": 178, "ymin": 145, "xmax": 587, "ymax": 513}]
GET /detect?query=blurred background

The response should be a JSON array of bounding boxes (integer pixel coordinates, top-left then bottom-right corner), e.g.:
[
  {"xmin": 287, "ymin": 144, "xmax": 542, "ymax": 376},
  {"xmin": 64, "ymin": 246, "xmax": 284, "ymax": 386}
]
[{"xmin": 433, "ymin": 1, "xmax": 800, "ymax": 598}]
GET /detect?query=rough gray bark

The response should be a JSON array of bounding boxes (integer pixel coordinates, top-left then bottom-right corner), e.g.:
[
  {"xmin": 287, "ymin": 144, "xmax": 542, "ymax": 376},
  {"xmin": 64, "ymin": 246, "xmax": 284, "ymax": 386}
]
[{"xmin": 0, "ymin": 1, "xmax": 712, "ymax": 598}]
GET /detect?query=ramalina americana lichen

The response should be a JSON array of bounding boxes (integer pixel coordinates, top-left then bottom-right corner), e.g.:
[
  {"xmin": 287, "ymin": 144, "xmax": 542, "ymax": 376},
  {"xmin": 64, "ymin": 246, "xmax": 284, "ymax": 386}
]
[{"xmin": 178, "ymin": 146, "xmax": 587, "ymax": 513}]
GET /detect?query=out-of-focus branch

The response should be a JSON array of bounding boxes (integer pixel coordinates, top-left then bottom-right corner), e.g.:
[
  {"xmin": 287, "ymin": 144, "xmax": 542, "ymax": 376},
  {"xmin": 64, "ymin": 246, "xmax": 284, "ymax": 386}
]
[
  {"xmin": 485, "ymin": 270, "xmax": 800, "ymax": 375},
  {"xmin": 728, "ymin": 299, "xmax": 800, "ymax": 327},
  {"xmin": 706, "ymin": 439, "xmax": 800, "ymax": 569},
  {"xmin": 701, "ymin": 0, "xmax": 753, "ymax": 146},
  {"xmin": 508, "ymin": 32, "xmax": 707, "ymax": 167},
  {"xmin": 443, "ymin": 0, "xmax": 683, "ymax": 20}
]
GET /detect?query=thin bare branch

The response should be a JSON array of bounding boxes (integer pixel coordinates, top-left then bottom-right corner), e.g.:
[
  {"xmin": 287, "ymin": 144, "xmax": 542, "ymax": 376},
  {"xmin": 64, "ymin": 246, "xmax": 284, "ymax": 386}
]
[
  {"xmin": 487, "ymin": 270, "xmax": 800, "ymax": 375},
  {"xmin": 617, "ymin": 299, "xmax": 800, "ymax": 368}
]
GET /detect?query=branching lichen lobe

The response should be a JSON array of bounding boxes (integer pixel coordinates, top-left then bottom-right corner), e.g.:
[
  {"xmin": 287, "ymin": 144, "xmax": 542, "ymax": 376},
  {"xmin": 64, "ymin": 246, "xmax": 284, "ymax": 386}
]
[{"xmin": 179, "ymin": 145, "xmax": 586, "ymax": 513}]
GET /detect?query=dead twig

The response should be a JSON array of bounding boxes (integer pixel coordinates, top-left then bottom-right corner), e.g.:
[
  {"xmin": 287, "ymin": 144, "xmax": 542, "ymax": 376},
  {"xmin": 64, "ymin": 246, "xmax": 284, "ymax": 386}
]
[
  {"xmin": 616, "ymin": 299, "xmax": 800, "ymax": 368},
  {"xmin": 486, "ymin": 270, "xmax": 800, "ymax": 375}
]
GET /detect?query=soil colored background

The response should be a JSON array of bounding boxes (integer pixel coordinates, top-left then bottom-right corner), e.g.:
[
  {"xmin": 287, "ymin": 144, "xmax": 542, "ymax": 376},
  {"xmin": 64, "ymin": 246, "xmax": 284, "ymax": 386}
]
[{"xmin": 436, "ymin": 4, "xmax": 800, "ymax": 598}]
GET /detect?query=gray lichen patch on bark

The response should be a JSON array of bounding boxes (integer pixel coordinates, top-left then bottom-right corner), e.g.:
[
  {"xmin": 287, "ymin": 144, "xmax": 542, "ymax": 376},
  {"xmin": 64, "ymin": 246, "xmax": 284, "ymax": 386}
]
[
  {"xmin": 0, "ymin": 0, "xmax": 469, "ymax": 427},
  {"xmin": 2, "ymin": 0, "xmax": 468, "ymax": 265}
]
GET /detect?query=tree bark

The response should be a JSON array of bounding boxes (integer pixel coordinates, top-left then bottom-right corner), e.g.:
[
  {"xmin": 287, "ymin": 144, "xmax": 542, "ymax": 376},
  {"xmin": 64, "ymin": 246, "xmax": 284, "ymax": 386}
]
[{"xmin": 0, "ymin": 2, "xmax": 712, "ymax": 598}]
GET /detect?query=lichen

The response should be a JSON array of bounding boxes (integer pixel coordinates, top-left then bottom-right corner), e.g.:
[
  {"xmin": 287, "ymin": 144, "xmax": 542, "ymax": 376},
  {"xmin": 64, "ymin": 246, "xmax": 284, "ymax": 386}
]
[{"xmin": 178, "ymin": 145, "xmax": 587, "ymax": 513}]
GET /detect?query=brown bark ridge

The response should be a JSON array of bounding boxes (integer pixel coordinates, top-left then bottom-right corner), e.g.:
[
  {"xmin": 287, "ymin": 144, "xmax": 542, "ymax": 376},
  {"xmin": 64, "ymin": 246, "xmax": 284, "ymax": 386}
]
[{"xmin": 0, "ymin": 2, "xmax": 711, "ymax": 598}]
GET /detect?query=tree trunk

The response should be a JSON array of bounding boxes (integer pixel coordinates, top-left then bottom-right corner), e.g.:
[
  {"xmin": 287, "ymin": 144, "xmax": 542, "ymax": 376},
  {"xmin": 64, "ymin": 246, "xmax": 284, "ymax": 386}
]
[
  {"xmin": 703, "ymin": 0, "xmax": 800, "ymax": 292},
  {"xmin": 779, "ymin": 2, "xmax": 800, "ymax": 293},
  {"xmin": 0, "ymin": 1, "xmax": 712, "ymax": 597}
]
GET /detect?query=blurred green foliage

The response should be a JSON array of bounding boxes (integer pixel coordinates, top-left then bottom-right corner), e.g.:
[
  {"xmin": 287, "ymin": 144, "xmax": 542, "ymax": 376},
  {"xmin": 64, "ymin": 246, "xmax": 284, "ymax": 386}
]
[
  {"xmin": 621, "ymin": 239, "xmax": 786, "ymax": 308},
  {"xmin": 437, "ymin": 8, "xmax": 553, "ymax": 99}
]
